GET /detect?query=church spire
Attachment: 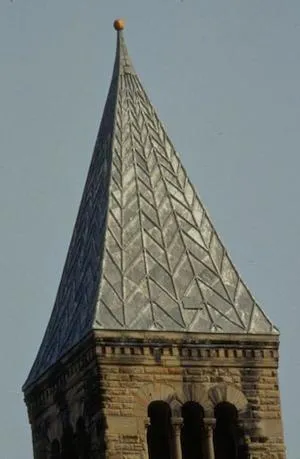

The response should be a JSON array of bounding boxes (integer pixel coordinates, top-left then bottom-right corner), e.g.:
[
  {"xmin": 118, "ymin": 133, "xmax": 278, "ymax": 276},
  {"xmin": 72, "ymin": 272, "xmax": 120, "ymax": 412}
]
[
  {"xmin": 113, "ymin": 19, "xmax": 135, "ymax": 76},
  {"xmin": 24, "ymin": 21, "xmax": 277, "ymax": 390}
]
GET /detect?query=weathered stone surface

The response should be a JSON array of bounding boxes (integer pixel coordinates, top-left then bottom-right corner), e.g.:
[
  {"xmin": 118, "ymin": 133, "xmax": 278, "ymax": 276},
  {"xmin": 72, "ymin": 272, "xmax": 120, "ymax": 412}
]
[{"xmin": 24, "ymin": 331, "xmax": 286, "ymax": 459}]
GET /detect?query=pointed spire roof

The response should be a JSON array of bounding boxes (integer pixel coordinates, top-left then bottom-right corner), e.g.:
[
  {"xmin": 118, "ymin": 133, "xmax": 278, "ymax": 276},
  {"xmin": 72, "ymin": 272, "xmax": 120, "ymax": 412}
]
[{"xmin": 24, "ymin": 21, "xmax": 277, "ymax": 390}]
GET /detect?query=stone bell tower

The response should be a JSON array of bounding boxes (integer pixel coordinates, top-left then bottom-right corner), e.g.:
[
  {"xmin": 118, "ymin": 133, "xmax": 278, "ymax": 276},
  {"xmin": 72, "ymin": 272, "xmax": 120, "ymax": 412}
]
[{"xmin": 23, "ymin": 19, "xmax": 286, "ymax": 459}]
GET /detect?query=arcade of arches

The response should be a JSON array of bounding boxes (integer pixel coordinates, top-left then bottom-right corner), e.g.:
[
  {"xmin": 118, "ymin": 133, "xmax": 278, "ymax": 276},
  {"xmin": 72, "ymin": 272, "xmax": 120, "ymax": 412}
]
[
  {"xmin": 146, "ymin": 400, "xmax": 249, "ymax": 459},
  {"xmin": 51, "ymin": 417, "xmax": 91, "ymax": 459},
  {"xmin": 50, "ymin": 402, "xmax": 249, "ymax": 459}
]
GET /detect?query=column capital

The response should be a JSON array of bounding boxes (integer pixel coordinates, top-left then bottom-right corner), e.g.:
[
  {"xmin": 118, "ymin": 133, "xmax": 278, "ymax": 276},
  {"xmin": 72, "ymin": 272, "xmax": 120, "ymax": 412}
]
[
  {"xmin": 203, "ymin": 417, "xmax": 216, "ymax": 428},
  {"xmin": 244, "ymin": 434, "xmax": 251, "ymax": 444},
  {"xmin": 144, "ymin": 417, "xmax": 150, "ymax": 428},
  {"xmin": 203, "ymin": 418, "xmax": 216, "ymax": 438},
  {"xmin": 171, "ymin": 417, "xmax": 183, "ymax": 425}
]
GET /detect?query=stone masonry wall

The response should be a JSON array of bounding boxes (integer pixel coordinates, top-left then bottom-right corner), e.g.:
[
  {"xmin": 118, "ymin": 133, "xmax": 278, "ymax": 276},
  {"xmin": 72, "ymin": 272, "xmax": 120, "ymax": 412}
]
[
  {"xmin": 95, "ymin": 333, "xmax": 285, "ymax": 459},
  {"xmin": 24, "ymin": 341, "xmax": 104, "ymax": 459},
  {"xmin": 24, "ymin": 332, "xmax": 286, "ymax": 459}
]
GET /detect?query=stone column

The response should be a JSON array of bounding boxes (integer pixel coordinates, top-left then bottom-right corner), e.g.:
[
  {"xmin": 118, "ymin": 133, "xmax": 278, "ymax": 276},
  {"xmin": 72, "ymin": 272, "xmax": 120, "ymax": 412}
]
[
  {"xmin": 143, "ymin": 417, "xmax": 150, "ymax": 459},
  {"xmin": 171, "ymin": 417, "xmax": 183, "ymax": 459},
  {"xmin": 238, "ymin": 421, "xmax": 251, "ymax": 459},
  {"xmin": 244, "ymin": 434, "xmax": 251, "ymax": 459},
  {"xmin": 203, "ymin": 418, "xmax": 216, "ymax": 459}
]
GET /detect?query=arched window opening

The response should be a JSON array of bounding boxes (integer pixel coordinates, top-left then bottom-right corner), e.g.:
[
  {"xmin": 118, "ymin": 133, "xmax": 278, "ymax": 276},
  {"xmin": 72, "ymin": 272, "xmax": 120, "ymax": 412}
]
[
  {"xmin": 76, "ymin": 417, "xmax": 91, "ymax": 459},
  {"xmin": 147, "ymin": 401, "xmax": 172, "ymax": 459},
  {"xmin": 51, "ymin": 439, "xmax": 61, "ymax": 459},
  {"xmin": 214, "ymin": 402, "xmax": 249, "ymax": 459},
  {"xmin": 181, "ymin": 402, "xmax": 205, "ymax": 459},
  {"xmin": 61, "ymin": 424, "xmax": 78, "ymax": 459}
]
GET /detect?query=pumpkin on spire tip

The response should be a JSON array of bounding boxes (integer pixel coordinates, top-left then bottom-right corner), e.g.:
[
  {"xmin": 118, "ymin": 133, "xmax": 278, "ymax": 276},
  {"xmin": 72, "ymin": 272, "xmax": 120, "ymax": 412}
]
[{"xmin": 114, "ymin": 19, "xmax": 125, "ymax": 31}]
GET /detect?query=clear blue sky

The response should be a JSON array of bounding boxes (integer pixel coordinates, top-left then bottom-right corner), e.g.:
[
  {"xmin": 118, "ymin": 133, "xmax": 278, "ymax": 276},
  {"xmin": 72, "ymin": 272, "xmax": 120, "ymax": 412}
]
[{"xmin": 1, "ymin": 1, "xmax": 299, "ymax": 457}]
